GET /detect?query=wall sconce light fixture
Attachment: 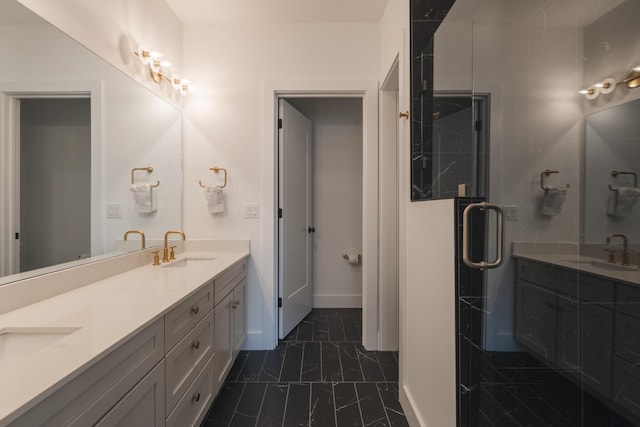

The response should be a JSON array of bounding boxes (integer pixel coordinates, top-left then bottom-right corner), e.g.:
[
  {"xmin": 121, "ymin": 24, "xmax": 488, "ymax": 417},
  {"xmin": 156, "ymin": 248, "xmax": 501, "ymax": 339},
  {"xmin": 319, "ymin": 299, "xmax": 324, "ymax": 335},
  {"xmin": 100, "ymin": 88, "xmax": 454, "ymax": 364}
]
[
  {"xmin": 134, "ymin": 45, "xmax": 193, "ymax": 95},
  {"xmin": 579, "ymin": 67, "xmax": 640, "ymax": 100}
]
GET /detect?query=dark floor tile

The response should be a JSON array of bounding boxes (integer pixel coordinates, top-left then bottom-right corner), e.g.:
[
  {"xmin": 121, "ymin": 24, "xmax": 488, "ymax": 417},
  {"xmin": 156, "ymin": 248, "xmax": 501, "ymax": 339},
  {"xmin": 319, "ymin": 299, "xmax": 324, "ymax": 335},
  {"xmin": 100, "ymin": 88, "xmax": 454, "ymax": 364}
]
[
  {"xmin": 283, "ymin": 324, "xmax": 299, "ymax": 341},
  {"xmin": 259, "ymin": 343, "xmax": 286, "ymax": 381},
  {"xmin": 302, "ymin": 341, "xmax": 322, "ymax": 381},
  {"xmin": 284, "ymin": 383, "xmax": 310, "ymax": 426},
  {"xmin": 297, "ymin": 316, "xmax": 314, "ymax": 341},
  {"xmin": 257, "ymin": 383, "xmax": 288, "ymax": 427},
  {"xmin": 377, "ymin": 383, "xmax": 409, "ymax": 427},
  {"xmin": 334, "ymin": 382, "xmax": 363, "ymax": 427},
  {"xmin": 227, "ymin": 351, "xmax": 249, "ymax": 382},
  {"xmin": 342, "ymin": 315, "xmax": 362, "ymax": 341},
  {"xmin": 280, "ymin": 342, "xmax": 304, "ymax": 382},
  {"xmin": 339, "ymin": 341, "xmax": 364, "ymax": 381},
  {"xmin": 230, "ymin": 382, "xmax": 266, "ymax": 426},
  {"xmin": 237, "ymin": 351, "xmax": 267, "ymax": 381},
  {"xmin": 328, "ymin": 315, "xmax": 346, "ymax": 341},
  {"xmin": 311, "ymin": 382, "xmax": 336, "ymax": 427},
  {"xmin": 357, "ymin": 346, "xmax": 385, "ymax": 382},
  {"xmin": 313, "ymin": 315, "xmax": 330, "ymax": 341},
  {"xmin": 322, "ymin": 341, "xmax": 342, "ymax": 382},
  {"xmin": 356, "ymin": 383, "xmax": 388, "ymax": 426},
  {"xmin": 206, "ymin": 382, "xmax": 245, "ymax": 425},
  {"xmin": 377, "ymin": 351, "xmax": 399, "ymax": 382}
]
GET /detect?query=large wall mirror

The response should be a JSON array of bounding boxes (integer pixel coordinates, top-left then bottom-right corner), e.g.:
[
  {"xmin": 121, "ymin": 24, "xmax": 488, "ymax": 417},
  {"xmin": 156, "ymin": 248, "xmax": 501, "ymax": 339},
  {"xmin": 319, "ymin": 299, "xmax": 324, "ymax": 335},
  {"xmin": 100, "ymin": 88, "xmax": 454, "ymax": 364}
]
[
  {"xmin": 584, "ymin": 99, "xmax": 640, "ymax": 248},
  {"xmin": 0, "ymin": 0, "xmax": 182, "ymax": 285}
]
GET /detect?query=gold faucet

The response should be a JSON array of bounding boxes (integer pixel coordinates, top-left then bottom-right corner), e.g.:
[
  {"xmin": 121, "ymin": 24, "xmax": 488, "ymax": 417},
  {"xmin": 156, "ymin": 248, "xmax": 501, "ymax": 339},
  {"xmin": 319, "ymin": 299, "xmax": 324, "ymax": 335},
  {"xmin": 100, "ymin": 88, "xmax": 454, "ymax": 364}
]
[
  {"xmin": 163, "ymin": 230, "xmax": 186, "ymax": 262},
  {"xmin": 124, "ymin": 230, "xmax": 146, "ymax": 249},
  {"xmin": 606, "ymin": 233, "xmax": 629, "ymax": 265}
]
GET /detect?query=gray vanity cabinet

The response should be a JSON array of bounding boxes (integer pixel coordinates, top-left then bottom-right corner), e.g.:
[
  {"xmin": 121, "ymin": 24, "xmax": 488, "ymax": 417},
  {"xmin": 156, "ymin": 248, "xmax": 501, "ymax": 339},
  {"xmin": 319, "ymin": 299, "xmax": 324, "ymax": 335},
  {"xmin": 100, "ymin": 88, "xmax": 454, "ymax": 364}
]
[
  {"xmin": 580, "ymin": 303, "xmax": 614, "ymax": 397},
  {"xmin": 515, "ymin": 258, "xmax": 640, "ymax": 423},
  {"xmin": 515, "ymin": 261, "xmax": 616, "ymax": 394},
  {"xmin": 515, "ymin": 281, "xmax": 557, "ymax": 363}
]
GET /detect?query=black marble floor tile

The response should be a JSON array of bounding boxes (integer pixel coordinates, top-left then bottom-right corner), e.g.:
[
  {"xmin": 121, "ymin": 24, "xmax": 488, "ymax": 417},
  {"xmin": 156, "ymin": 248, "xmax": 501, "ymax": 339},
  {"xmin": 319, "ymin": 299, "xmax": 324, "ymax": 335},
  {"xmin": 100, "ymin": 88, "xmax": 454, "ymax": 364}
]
[
  {"xmin": 310, "ymin": 382, "xmax": 336, "ymax": 427},
  {"xmin": 334, "ymin": 382, "xmax": 363, "ymax": 426},
  {"xmin": 301, "ymin": 341, "xmax": 322, "ymax": 381},
  {"xmin": 256, "ymin": 383, "xmax": 287, "ymax": 427},
  {"xmin": 202, "ymin": 309, "xmax": 406, "ymax": 427},
  {"xmin": 284, "ymin": 382, "xmax": 311, "ymax": 426},
  {"xmin": 339, "ymin": 341, "xmax": 364, "ymax": 381}
]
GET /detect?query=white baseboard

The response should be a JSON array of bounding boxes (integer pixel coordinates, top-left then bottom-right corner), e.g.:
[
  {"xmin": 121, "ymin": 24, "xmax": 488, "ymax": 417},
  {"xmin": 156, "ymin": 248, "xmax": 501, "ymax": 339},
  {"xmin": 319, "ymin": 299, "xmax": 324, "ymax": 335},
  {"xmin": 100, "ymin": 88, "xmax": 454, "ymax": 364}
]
[
  {"xmin": 242, "ymin": 331, "xmax": 268, "ymax": 350},
  {"xmin": 312, "ymin": 294, "xmax": 362, "ymax": 308},
  {"xmin": 399, "ymin": 383, "xmax": 423, "ymax": 427}
]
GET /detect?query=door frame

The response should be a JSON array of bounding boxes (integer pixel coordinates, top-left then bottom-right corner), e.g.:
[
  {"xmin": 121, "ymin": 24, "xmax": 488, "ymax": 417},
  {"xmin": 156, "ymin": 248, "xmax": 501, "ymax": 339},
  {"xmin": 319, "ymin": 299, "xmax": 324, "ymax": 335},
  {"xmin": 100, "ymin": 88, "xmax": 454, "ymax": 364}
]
[
  {"xmin": 261, "ymin": 80, "xmax": 379, "ymax": 350},
  {"xmin": 0, "ymin": 81, "xmax": 102, "ymax": 277}
]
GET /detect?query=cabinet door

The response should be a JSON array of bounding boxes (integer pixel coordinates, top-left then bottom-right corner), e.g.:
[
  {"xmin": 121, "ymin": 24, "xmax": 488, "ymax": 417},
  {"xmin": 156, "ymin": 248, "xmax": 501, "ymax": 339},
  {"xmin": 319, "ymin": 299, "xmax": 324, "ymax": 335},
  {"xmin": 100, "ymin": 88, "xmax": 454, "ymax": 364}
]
[
  {"xmin": 233, "ymin": 278, "xmax": 247, "ymax": 357},
  {"xmin": 515, "ymin": 282, "xmax": 557, "ymax": 364},
  {"xmin": 214, "ymin": 291, "xmax": 234, "ymax": 387},
  {"xmin": 556, "ymin": 295, "xmax": 580, "ymax": 373},
  {"xmin": 95, "ymin": 361, "xmax": 165, "ymax": 427},
  {"xmin": 581, "ymin": 302, "xmax": 614, "ymax": 398}
]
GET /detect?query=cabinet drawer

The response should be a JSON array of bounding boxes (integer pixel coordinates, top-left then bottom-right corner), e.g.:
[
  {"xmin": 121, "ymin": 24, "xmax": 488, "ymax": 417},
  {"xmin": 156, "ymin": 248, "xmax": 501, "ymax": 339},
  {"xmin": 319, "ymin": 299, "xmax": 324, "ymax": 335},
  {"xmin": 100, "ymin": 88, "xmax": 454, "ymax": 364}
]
[
  {"xmin": 615, "ymin": 311, "xmax": 640, "ymax": 364},
  {"xmin": 214, "ymin": 260, "xmax": 246, "ymax": 305},
  {"xmin": 517, "ymin": 260, "xmax": 578, "ymax": 297},
  {"xmin": 578, "ymin": 274, "xmax": 615, "ymax": 306},
  {"xmin": 165, "ymin": 311, "xmax": 214, "ymax": 414},
  {"xmin": 166, "ymin": 355, "xmax": 215, "ymax": 427},
  {"xmin": 617, "ymin": 284, "xmax": 640, "ymax": 319},
  {"xmin": 165, "ymin": 283, "xmax": 214, "ymax": 352},
  {"xmin": 10, "ymin": 318, "xmax": 164, "ymax": 427},
  {"xmin": 95, "ymin": 360, "xmax": 165, "ymax": 427}
]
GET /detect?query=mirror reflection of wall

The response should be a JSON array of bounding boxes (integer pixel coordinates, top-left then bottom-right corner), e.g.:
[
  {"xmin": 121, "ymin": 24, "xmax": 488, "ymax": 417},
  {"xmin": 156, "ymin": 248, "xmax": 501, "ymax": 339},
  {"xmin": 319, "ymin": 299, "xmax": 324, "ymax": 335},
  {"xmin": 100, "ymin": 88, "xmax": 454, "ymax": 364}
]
[
  {"xmin": 584, "ymin": 100, "xmax": 640, "ymax": 247},
  {"xmin": 0, "ymin": 0, "xmax": 182, "ymax": 283}
]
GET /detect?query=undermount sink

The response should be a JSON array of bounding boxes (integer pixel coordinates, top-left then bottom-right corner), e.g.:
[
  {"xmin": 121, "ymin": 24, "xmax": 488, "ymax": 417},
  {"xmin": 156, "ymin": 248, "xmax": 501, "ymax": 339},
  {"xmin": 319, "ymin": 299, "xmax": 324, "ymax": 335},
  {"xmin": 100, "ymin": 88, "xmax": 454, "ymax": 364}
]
[
  {"xmin": 0, "ymin": 327, "xmax": 80, "ymax": 365},
  {"xmin": 162, "ymin": 257, "xmax": 218, "ymax": 268},
  {"xmin": 567, "ymin": 259, "xmax": 638, "ymax": 272}
]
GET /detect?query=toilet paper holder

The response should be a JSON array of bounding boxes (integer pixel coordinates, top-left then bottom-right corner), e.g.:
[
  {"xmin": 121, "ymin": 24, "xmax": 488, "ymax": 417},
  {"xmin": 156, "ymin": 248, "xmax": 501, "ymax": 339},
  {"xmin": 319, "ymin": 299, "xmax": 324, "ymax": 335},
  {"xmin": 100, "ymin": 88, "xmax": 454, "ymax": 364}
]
[{"xmin": 342, "ymin": 254, "xmax": 362, "ymax": 262}]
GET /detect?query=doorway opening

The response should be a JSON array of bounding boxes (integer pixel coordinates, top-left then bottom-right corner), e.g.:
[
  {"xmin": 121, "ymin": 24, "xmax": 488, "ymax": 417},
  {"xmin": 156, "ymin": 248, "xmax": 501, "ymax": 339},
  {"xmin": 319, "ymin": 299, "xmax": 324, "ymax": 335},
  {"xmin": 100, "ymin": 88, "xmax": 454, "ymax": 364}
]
[
  {"xmin": 0, "ymin": 88, "xmax": 97, "ymax": 278},
  {"xmin": 277, "ymin": 97, "xmax": 364, "ymax": 340}
]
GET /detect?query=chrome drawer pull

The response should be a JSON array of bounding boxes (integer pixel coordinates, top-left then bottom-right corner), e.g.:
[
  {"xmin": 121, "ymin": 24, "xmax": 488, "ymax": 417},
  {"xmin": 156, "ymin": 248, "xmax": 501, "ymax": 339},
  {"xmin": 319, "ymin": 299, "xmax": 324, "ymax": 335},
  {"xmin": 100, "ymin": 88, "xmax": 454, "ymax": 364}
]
[
  {"xmin": 191, "ymin": 340, "xmax": 200, "ymax": 349},
  {"xmin": 192, "ymin": 392, "xmax": 201, "ymax": 402},
  {"xmin": 191, "ymin": 305, "xmax": 200, "ymax": 315}
]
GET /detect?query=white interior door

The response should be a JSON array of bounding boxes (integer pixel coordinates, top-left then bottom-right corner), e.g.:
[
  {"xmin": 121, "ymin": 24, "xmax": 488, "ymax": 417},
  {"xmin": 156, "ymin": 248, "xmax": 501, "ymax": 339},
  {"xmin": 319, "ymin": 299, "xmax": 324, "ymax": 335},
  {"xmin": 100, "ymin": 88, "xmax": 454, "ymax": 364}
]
[{"xmin": 278, "ymin": 99, "xmax": 312, "ymax": 339}]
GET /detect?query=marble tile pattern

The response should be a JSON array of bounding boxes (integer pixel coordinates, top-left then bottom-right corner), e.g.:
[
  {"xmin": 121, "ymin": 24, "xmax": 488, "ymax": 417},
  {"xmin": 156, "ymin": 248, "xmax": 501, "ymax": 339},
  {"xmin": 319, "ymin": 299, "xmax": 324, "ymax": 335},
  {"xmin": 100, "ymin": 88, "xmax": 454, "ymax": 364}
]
[{"xmin": 200, "ymin": 309, "xmax": 408, "ymax": 427}]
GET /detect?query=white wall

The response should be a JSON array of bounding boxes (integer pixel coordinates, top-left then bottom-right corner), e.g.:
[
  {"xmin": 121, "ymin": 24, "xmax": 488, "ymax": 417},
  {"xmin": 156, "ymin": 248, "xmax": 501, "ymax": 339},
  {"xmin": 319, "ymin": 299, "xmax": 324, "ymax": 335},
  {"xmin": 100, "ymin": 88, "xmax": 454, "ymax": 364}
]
[
  {"xmin": 16, "ymin": 0, "xmax": 183, "ymax": 106},
  {"xmin": 182, "ymin": 23, "xmax": 380, "ymax": 349},
  {"xmin": 287, "ymin": 98, "xmax": 364, "ymax": 308}
]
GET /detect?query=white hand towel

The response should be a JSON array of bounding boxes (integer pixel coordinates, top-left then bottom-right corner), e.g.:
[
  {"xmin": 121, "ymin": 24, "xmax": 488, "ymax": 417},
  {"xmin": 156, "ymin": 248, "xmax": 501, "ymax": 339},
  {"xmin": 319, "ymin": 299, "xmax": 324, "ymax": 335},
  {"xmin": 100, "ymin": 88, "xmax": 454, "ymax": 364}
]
[
  {"xmin": 205, "ymin": 185, "xmax": 224, "ymax": 213},
  {"xmin": 130, "ymin": 183, "xmax": 156, "ymax": 213},
  {"xmin": 541, "ymin": 187, "xmax": 567, "ymax": 216},
  {"xmin": 607, "ymin": 187, "xmax": 640, "ymax": 217}
]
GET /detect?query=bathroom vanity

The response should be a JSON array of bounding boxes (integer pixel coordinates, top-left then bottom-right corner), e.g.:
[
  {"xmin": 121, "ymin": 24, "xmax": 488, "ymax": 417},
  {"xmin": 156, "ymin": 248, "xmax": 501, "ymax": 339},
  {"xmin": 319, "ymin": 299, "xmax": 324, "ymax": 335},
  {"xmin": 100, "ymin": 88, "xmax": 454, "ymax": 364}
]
[
  {"xmin": 513, "ymin": 248, "xmax": 640, "ymax": 424},
  {"xmin": 0, "ymin": 241, "xmax": 249, "ymax": 427}
]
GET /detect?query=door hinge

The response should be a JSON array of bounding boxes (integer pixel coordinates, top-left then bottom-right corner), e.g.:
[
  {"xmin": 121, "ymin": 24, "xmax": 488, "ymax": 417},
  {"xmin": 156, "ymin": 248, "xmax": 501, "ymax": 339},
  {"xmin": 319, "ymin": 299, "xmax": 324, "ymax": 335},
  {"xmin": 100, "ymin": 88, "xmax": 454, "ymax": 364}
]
[
  {"xmin": 278, "ymin": 297, "xmax": 282, "ymax": 307},
  {"xmin": 15, "ymin": 232, "xmax": 19, "ymax": 240},
  {"xmin": 278, "ymin": 208, "xmax": 283, "ymax": 219},
  {"xmin": 278, "ymin": 118, "xmax": 283, "ymax": 129},
  {"xmin": 475, "ymin": 120, "xmax": 482, "ymax": 131}
]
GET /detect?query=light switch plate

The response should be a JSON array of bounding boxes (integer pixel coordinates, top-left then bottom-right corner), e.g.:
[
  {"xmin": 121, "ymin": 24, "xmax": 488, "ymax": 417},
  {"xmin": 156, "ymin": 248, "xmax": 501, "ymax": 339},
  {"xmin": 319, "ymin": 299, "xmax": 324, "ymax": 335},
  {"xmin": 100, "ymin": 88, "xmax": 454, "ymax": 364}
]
[
  {"xmin": 503, "ymin": 205, "xmax": 518, "ymax": 221},
  {"xmin": 245, "ymin": 204, "xmax": 260, "ymax": 219},
  {"xmin": 106, "ymin": 203, "xmax": 122, "ymax": 218}
]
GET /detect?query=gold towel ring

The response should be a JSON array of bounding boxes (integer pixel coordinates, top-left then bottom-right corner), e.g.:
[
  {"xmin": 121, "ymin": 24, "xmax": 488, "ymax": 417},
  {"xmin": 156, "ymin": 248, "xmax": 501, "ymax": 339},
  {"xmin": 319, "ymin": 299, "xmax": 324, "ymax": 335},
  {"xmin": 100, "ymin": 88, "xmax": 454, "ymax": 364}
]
[
  {"xmin": 199, "ymin": 166, "xmax": 228, "ymax": 188},
  {"xmin": 131, "ymin": 167, "xmax": 160, "ymax": 188}
]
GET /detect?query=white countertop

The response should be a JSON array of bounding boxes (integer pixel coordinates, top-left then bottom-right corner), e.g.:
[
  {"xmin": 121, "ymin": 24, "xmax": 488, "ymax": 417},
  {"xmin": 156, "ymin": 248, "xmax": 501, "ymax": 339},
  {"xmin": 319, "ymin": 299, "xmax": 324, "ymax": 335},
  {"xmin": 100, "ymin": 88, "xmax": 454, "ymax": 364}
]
[
  {"xmin": 512, "ymin": 242, "xmax": 640, "ymax": 286},
  {"xmin": 0, "ymin": 247, "xmax": 249, "ymax": 424}
]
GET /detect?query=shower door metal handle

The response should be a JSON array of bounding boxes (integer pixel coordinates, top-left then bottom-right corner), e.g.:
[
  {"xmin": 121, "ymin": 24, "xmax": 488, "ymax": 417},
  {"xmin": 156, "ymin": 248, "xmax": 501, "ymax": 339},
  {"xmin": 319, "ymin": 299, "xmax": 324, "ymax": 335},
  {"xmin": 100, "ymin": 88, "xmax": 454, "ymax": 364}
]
[{"xmin": 462, "ymin": 202, "xmax": 504, "ymax": 270}]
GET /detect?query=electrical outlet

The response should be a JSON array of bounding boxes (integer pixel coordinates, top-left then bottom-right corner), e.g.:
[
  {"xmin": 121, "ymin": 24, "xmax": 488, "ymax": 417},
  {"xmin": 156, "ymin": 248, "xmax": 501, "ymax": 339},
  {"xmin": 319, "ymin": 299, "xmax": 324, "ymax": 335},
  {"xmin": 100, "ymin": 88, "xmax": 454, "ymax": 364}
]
[
  {"xmin": 106, "ymin": 203, "xmax": 122, "ymax": 219},
  {"xmin": 245, "ymin": 204, "xmax": 260, "ymax": 219},
  {"xmin": 503, "ymin": 205, "xmax": 518, "ymax": 221}
]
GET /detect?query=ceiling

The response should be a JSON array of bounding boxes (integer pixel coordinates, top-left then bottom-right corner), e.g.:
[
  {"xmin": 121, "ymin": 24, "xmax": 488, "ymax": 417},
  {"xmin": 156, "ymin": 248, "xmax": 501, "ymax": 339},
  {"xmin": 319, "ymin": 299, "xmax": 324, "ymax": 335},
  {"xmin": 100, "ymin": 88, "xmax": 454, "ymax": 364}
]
[{"xmin": 165, "ymin": 0, "xmax": 389, "ymax": 24}]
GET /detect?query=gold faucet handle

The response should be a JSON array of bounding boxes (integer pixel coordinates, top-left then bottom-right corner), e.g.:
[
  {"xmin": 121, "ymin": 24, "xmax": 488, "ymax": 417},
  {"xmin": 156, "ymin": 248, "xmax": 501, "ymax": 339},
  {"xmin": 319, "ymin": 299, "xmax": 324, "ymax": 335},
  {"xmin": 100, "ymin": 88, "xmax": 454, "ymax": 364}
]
[
  {"xmin": 169, "ymin": 246, "xmax": 177, "ymax": 260},
  {"xmin": 604, "ymin": 249, "xmax": 616, "ymax": 264},
  {"xmin": 152, "ymin": 250, "xmax": 161, "ymax": 266}
]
